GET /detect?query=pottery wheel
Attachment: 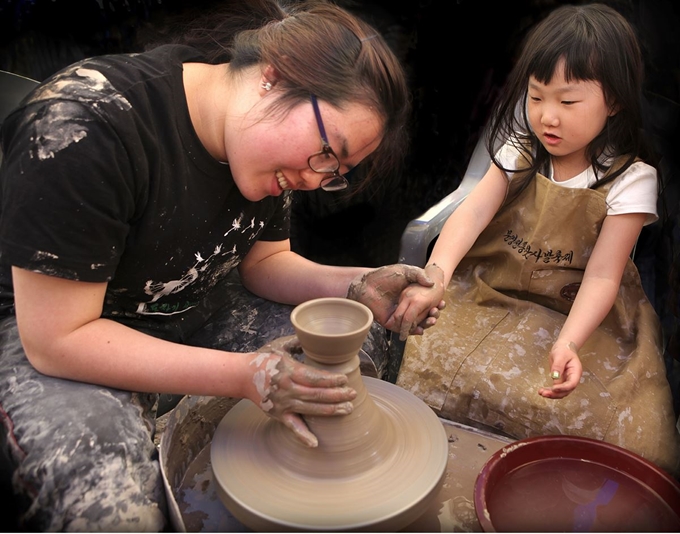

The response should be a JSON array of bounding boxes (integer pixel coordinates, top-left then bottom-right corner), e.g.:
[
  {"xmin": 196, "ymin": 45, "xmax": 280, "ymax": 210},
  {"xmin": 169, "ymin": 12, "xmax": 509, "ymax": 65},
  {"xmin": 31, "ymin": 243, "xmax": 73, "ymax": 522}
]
[{"xmin": 211, "ymin": 376, "xmax": 448, "ymax": 531}]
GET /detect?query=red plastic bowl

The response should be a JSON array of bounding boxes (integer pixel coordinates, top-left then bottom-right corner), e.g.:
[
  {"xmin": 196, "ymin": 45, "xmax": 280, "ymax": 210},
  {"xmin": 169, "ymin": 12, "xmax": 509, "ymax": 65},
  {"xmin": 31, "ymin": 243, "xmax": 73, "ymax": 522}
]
[{"xmin": 474, "ymin": 435, "xmax": 680, "ymax": 532}]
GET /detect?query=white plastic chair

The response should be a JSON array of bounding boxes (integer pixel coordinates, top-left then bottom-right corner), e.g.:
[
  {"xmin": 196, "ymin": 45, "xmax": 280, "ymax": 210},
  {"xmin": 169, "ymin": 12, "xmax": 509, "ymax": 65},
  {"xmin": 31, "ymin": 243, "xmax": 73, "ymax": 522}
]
[{"xmin": 398, "ymin": 131, "xmax": 491, "ymax": 268}]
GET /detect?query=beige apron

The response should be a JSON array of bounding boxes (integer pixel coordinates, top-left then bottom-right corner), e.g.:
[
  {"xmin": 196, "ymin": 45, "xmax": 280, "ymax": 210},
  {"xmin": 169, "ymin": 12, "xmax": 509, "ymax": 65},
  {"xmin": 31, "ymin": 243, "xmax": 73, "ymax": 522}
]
[{"xmin": 397, "ymin": 171, "xmax": 680, "ymax": 476}]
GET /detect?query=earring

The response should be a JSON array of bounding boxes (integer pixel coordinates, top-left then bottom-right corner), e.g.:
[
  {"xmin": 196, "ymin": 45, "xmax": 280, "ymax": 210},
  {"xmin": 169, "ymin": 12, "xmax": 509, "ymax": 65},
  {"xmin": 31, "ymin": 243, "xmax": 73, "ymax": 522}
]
[{"xmin": 261, "ymin": 81, "xmax": 272, "ymax": 91}]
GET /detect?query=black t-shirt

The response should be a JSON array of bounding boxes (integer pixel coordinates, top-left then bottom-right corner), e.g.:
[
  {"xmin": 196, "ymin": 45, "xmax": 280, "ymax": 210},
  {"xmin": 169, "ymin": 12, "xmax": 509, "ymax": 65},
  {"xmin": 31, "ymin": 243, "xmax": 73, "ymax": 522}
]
[{"xmin": 0, "ymin": 45, "xmax": 290, "ymax": 338}]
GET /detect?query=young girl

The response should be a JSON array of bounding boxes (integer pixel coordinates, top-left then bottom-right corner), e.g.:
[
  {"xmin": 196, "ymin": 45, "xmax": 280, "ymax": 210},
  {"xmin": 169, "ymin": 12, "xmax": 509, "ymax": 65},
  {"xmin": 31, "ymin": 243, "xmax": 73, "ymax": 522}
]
[
  {"xmin": 392, "ymin": 3, "xmax": 680, "ymax": 475},
  {"xmin": 0, "ymin": 0, "xmax": 442, "ymax": 529}
]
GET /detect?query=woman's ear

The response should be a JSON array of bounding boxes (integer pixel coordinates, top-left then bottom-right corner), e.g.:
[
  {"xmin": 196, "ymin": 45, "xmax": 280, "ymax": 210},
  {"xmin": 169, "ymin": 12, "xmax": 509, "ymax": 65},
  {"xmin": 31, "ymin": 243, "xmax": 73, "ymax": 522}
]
[{"xmin": 259, "ymin": 64, "xmax": 282, "ymax": 95}]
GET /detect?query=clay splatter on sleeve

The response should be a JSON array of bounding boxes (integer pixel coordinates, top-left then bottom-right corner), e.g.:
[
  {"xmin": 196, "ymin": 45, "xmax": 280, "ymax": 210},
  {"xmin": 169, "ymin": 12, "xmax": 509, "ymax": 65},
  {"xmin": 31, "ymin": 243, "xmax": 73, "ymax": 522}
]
[{"xmin": 25, "ymin": 66, "xmax": 132, "ymax": 161}]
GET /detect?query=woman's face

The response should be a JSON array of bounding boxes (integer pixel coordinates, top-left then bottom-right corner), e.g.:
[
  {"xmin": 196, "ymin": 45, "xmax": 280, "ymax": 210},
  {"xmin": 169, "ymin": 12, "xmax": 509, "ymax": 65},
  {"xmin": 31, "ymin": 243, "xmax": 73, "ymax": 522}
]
[{"xmin": 225, "ymin": 97, "xmax": 383, "ymax": 201}]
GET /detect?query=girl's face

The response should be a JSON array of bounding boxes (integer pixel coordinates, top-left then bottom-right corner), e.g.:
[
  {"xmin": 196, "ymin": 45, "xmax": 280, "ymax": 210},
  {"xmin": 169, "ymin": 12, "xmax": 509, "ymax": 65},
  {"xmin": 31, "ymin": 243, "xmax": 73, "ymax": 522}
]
[
  {"xmin": 527, "ymin": 60, "xmax": 613, "ymax": 176},
  {"xmin": 225, "ymin": 97, "xmax": 383, "ymax": 201}
]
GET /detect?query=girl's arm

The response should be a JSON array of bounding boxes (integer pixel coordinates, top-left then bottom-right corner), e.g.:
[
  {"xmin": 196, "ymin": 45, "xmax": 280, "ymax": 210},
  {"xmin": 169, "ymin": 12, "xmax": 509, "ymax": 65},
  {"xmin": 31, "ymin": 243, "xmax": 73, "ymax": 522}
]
[
  {"xmin": 539, "ymin": 211, "xmax": 647, "ymax": 399},
  {"xmin": 429, "ymin": 163, "xmax": 509, "ymax": 280},
  {"xmin": 389, "ymin": 163, "xmax": 509, "ymax": 337}
]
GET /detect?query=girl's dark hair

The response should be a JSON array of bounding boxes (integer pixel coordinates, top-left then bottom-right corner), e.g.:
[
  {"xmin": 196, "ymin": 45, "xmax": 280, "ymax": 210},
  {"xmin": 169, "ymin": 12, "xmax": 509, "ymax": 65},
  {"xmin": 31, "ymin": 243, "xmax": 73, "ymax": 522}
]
[
  {"xmin": 166, "ymin": 0, "xmax": 410, "ymax": 193},
  {"xmin": 487, "ymin": 3, "xmax": 648, "ymax": 206}
]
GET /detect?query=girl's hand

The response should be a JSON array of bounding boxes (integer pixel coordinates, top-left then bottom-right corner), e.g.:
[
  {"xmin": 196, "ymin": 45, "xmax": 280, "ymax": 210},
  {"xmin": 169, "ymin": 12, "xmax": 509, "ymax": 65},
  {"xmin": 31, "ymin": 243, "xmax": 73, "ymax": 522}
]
[
  {"xmin": 388, "ymin": 284, "xmax": 445, "ymax": 340},
  {"xmin": 538, "ymin": 341, "xmax": 583, "ymax": 399},
  {"xmin": 386, "ymin": 264, "xmax": 446, "ymax": 340},
  {"xmin": 347, "ymin": 264, "xmax": 444, "ymax": 336},
  {"xmin": 247, "ymin": 337, "xmax": 357, "ymax": 447}
]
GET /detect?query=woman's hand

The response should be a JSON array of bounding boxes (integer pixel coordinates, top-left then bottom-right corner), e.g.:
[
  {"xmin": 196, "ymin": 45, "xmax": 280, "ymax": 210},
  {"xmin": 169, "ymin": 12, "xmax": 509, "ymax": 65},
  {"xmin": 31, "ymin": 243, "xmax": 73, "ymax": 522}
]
[
  {"xmin": 247, "ymin": 337, "xmax": 357, "ymax": 447},
  {"xmin": 388, "ymin": 263, "xmax": 446, "ymax": 340},
  {"xmin": 347, "ymin": 264, "xmax": 445, "ymax": 338},
  {"xmin": 538, "ymin": 341, "xmax": 583, "ymax": 399}
]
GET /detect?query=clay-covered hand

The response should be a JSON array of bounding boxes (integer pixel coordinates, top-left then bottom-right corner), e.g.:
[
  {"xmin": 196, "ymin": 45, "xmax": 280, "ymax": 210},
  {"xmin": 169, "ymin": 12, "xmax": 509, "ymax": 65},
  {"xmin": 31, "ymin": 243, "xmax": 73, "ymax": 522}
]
[
  {"xmin": 387, "ymin": 263, "xmax": 446, "ymax": 340},
  {"xmin": 538, "ymin": 341, "xmax": 583, "ymax": 399},
  {"xmin": 347, "ymin": 264, "xmax": 445, "ymax": 338},
  {"xmin": 248, "ymin": 337, "xmax": 357, "ymax": 447}
]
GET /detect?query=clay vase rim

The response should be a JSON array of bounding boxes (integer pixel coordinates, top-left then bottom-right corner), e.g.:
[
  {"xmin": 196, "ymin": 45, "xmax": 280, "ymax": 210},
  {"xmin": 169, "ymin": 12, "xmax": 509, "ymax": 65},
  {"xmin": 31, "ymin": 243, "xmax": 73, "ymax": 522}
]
[{"xmin": 290, "ymin": 297, "xmax": 374, "ymax": 338}]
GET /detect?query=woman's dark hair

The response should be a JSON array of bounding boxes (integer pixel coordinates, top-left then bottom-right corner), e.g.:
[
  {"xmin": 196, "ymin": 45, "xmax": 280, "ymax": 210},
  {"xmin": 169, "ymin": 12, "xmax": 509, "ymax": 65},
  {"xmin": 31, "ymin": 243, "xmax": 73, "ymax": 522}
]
[
  {"xmin": 167, "ymin": 0, "xmax": 410, "ymax": 193},
  {"xmin": 486, "ymin": 3, "xmax": 648, "ymax": 206}
]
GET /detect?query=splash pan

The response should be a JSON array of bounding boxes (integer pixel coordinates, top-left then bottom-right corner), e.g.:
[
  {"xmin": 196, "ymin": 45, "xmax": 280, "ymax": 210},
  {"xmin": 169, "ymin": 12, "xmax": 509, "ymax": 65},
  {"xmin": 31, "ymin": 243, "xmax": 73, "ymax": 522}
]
[{"xmin": 474, "ymin": 435, "xmax": 680, "ymax": 532}]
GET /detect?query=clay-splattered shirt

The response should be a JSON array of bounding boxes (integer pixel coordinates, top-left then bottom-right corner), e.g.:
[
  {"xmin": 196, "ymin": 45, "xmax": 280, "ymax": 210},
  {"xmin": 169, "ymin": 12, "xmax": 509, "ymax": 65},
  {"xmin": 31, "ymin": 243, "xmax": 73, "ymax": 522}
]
[{"xmin": 0, "ymin": 45, "xmax": 290, "ymax": 338}]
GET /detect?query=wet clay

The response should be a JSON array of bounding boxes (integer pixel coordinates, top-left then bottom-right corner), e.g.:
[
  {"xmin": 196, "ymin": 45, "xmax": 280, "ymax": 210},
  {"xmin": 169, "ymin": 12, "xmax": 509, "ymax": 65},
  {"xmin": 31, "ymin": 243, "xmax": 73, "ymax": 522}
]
[{"xmin": 210, "ymin": 298, "xmax": 449, "ymax": 531}]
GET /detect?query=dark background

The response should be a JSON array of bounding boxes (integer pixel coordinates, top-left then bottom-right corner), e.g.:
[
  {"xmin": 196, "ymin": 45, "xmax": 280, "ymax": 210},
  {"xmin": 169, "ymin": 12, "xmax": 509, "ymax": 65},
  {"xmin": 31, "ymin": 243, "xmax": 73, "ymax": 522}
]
[
  {"xmin": 1, "ymin": 0, "xmax": 679, "ymax": 393},
  {"xmin": 2, "ymin": 0, "xmax": 676, "ymax": 262},
  {"xmin": 0, "ymin": 0, "xmax": 677, "ymax": 265}
]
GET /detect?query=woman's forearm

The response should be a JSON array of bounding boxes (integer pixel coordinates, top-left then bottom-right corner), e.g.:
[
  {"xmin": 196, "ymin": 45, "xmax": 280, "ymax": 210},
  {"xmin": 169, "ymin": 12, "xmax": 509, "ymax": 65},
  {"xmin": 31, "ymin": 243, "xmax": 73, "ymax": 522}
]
[
  {"xmin": 239, "ymin": 250, "xmax": 368, "ymax": 304},
  {"xmin": 27, "ymin": 316, "xmax": 254, "ymax": 398}
]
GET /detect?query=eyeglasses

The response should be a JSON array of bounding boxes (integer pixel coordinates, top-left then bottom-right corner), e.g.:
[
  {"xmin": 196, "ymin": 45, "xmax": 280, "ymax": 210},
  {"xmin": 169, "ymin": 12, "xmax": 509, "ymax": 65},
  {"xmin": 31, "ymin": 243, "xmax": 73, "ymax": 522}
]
[{"xmin": 309, "ymin": 94, "xmax": 349, "ymax": 191}]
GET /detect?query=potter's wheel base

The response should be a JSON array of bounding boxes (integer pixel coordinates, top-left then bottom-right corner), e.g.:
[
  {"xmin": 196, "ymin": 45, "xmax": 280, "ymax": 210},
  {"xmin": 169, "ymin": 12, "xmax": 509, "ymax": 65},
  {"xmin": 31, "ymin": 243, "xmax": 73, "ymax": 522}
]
[{"xmin": 211, "ymin": 377, "xmax": 448, "ymax": 532}]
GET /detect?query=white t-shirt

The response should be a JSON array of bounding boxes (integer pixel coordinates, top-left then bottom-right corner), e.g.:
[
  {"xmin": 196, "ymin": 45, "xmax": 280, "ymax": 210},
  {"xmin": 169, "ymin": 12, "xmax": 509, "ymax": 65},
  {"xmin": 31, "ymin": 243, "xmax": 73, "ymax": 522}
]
[{"xmin": 496, "ymin": 141, "xmax": 659, "ymax": 225}]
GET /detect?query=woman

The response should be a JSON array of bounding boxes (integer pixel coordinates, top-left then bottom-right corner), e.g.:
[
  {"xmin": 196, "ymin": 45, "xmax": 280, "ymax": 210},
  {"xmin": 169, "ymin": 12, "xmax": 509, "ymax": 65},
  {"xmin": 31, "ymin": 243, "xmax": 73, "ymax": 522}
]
[{"xmin": 0, "ymin": 0, "xmax": 441, "ymax": 529}]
